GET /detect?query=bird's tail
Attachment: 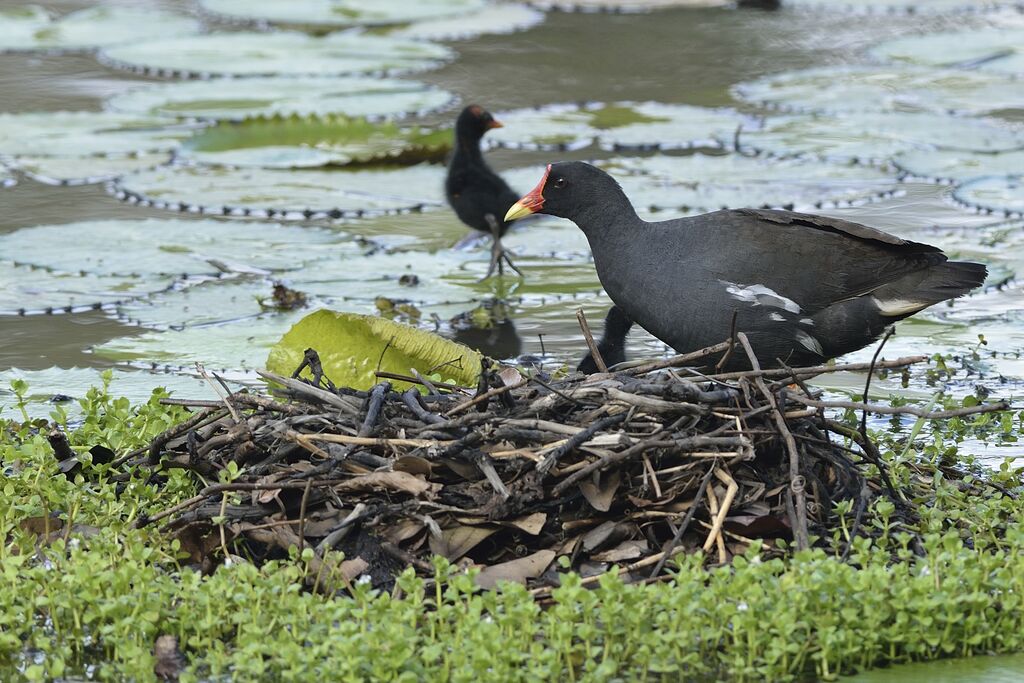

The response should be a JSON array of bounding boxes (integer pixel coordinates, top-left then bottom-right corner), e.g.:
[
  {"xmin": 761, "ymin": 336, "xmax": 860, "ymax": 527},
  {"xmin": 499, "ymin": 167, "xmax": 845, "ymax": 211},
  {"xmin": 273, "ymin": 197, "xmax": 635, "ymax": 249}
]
[{"xmin": 872, "ymin": 260, "xmax": 988, "ymax": 318}]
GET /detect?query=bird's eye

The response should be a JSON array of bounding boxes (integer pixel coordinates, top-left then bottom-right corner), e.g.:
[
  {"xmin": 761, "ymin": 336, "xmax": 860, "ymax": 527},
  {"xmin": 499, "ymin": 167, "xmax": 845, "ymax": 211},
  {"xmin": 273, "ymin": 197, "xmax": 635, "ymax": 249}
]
[{"xmin": 552, "ymin": 177, "xmax": 568, "ymax": 189}]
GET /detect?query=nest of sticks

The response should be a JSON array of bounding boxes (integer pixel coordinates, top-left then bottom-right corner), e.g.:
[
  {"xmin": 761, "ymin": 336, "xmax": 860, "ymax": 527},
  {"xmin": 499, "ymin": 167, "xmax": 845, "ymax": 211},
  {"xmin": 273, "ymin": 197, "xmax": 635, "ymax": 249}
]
[{"xmin": 126, "ymin": 333, "xmax": 1006, "ymax": 593}]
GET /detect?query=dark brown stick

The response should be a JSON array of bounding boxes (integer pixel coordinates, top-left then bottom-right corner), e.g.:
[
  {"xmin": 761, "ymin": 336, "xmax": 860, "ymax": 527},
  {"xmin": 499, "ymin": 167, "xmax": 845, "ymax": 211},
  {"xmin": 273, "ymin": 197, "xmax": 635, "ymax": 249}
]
[{"xmin": 576, "ymin": 308, "xmax": 607, "ymax": 373}]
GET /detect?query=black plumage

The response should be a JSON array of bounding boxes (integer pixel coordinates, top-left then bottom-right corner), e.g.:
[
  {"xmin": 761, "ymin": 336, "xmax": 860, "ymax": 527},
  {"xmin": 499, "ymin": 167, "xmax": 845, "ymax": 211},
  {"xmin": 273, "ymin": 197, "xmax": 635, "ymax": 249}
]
[
  {"xmin": 578, "ymin": 305, "xmax": 634, "ymax": 374},
  {"xmin": 507, "ymin": 161, "xmax": 987, "ymax": 371},
  {"xmin": 445, "ymin": 105, "xmax": 522, "ymax": 278}
]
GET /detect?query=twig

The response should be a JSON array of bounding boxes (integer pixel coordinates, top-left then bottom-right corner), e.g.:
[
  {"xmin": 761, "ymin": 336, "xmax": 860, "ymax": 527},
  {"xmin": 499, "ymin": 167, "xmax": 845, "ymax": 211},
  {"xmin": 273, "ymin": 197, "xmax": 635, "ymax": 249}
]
[
  {"xmin": 785, "ymin": 393, "xmax": 1009, "ymax": 420},
  {"xmin": 374, "ymin": 370, "xmax": 465, "ymax": 393},
  {"xmin": 576, "ymin": 308, "xmax": 607, "ymax": 373},
  {"xmin": 623, "ymin": 341, "xmax": 733, "ymax": 375},
  {"xmin": 701, "ymin": 468, "xmax": 739, "ymax": 559},
  {"xmin": 715, "ymin": 310, "xmax": 739, "ymax": 372},
  {"xmin": 536, "ymin": 413, "xmax": 627, "ymax": 475},
  {"xmin": 445, "ymin": 379, "xmax": 528, "ymax": 416},
  {"xmin": 708, "ymin": 356, "xmax": 928, "ymax": 382},
  {"xmin": 650, "ymin": 467, "xmax": 716, "ymax": 577}
]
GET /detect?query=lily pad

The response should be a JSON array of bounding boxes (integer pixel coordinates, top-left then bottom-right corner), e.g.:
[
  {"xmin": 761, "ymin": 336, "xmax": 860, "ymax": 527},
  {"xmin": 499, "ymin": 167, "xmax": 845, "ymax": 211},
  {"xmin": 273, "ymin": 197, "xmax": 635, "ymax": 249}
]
[
  {"xmin": 738, "ymin": 112, "xmax": 1024, "ymax": 164},
  {"xmin": 0, "ymin": 111, "xmax": 195, "ymax": 158},
  {"xmin": 0, "ymin": 5, "xmax": 200, "ymax": 53},
  {"xmin": 0, "ymin": 367, "xmax": 240, "ymax": 421},
  {"xmin": 953, "ymin": 176, "xmax": 1024, "ymax": 216},
  {"xmin": 785, "ymin": 0, "xmax": 1015, "ymax": 12},
  {"xmin": 527, "ymin": 0, "xmax": 728, "ymax": 11},
  {"xmin": 387, "ymin": 4, "xmax": 545, "ymax": 41},
  {"xmin": 894, "ymin": 149, "xmax": 1024, "ymax": 184},
  {"xmin": 0, "ymin": 262, "xmax": 176, "ymax": 316},
  {"xmin": 93, "ymin": 311, "xmax": 309, "ymax": 377},
  {"xmin": 114, "ymin": 277, "xmax": 287, "ymax": 330},
  {"xmin": 871, "ymin": 27, "xmax": 1024, "ymax": 75},
  {"xmin": 199, "ymin": 0, "xmax": 486, "ymax": 28},
  {"xmin": 733, "ymin": 65, "xmax": 1024, "ymax": 116},
  {"xmin": 0, "ymin": 219, "xmax": 356, "ymax": 278},
  {"xmin": 266, "ymin": 309, "xmax": 482, "ymax": 390},
  {"xmin": 486, "ymin": 102, "xmax": 744, "ymax": 151},
  {"xmin": 7, "ymin": 153, "xmax": 170, "ymax": 186},
  {"xmin": 105, "ymin": 76, "xmax": 455, "ymax": 122},
  {"xmin": 98, "ymin": 31, "xmax": 454, "ymax": 78},
  {"xmin": 181, "ymin": 116, "xmax": 451, "ymax": 169},
  {"xmin": 112, "ymin": 164, "xmax": 445, "ymax": 219}
]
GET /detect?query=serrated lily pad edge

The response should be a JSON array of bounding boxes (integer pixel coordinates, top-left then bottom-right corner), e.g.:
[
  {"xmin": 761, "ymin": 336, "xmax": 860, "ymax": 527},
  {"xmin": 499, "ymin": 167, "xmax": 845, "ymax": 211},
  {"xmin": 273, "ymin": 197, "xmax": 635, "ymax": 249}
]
[{"xmin": 951, "ymin": 175, "xmax": 1024, "ymax": 219}]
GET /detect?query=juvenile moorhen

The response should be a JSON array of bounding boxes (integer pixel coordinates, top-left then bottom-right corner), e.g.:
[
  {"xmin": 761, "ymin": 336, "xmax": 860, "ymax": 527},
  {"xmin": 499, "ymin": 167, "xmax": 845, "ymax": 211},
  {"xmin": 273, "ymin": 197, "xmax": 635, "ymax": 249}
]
[
  {"xmin": 506, "ymin": 162, "xmax": 987, "ymax": 371},
  {"xmin": 446, "ymin": 105, "xmax": 522, "ymax": 279},
  {"xmin": 578, "ymin": 305, "xmax": 633, "ymax": 374}
]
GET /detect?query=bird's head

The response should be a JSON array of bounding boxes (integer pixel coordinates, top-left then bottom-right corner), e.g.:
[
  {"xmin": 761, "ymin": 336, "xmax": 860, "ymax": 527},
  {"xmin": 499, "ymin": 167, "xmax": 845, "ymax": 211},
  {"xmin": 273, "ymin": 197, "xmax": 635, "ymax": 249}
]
[
  {"xmin": 455, "ymin": 104, "xmax": 503, "ymax": 141},
  {"xmin": 504, "ymin": 161, "xmax": 625, "ymax": 222}
]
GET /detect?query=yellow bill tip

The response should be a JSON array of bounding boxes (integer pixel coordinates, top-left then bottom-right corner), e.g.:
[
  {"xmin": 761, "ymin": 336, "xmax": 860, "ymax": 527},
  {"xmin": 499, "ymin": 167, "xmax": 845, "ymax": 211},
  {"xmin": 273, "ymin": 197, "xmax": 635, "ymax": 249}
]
[{"xmin": 504, "ymin": 201, "xmax": 534, "ymax": 222}]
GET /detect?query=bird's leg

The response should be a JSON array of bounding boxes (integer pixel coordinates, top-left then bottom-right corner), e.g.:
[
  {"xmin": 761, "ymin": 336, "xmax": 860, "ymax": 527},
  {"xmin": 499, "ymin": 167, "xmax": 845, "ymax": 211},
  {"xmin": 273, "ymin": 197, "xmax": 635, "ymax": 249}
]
[{"xmin": 481, "ymin": 214, "xmax": 523, "ymax": 280}]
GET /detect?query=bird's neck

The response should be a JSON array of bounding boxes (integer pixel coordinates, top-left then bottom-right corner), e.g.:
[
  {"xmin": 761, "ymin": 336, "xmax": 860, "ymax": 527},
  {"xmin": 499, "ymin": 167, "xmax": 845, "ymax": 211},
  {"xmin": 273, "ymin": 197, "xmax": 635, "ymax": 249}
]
[
  {"xmin": 455, "ymin": 134, "xmax": 485, "ymax": 162},
  {"xmin": 574, "ymin": 192, "xmax": 645, "ymax": 253}
]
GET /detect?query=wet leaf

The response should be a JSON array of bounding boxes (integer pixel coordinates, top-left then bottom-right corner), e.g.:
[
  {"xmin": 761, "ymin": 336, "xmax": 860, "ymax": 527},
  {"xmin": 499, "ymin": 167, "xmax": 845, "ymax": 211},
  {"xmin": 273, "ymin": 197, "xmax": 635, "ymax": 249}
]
[
  {"xmin": 106, "ymin": 76, "xmax": 454, "ymax": 122},
  {"xmin": 265, "ymin": 309, "xmax": 483, "ymax": 390},
  {"xmin": 0, "ymin": 219, "xmax": 354, "ymax": 278},
  {"xmin": 99, "ymin": 31, "xmax": 454, "ymax": 78},
  {"xmin": 429, "ymin": 524, "xmax": 496, "ymax": 560},
  {"xmin": 871, "ymin": 26, "xmax": 1024, "ymax": 75},
  {"xmin": 387, "ymin": 3, "xmax": 544, "ymax": 41},
  {"xmin": 953, "ymin": 176, "xmax": 1024, "ymax": 216},
  {"xmin": 486, "ymin": 102, "xmax": 743, "ymax": 151},
  {"xmin": 895, "ymin": 149, "xmax": 1024, "ymax": 184},
  {"xmin": 740, "ymin": 112, "xmax": 1024, "ymax": 163},
  {"xmin": 113, "ymin": 164, "xmax": 445, "ymax": 218},
  {"xmin": 0, "ymin": 111, "xmax": 194, "ymax": 158},
  {"xmin": 199, "ymin": 0, "xmax": 487, "ymax": 28},
  {"xmin": 734, "ymin": 65, "xmax": 1024, "ymax": 116},
  {"xmin": 0, "ymin": 6, "xmax": 200, "ymax": 52},
  {"xmin": 474, "ymin": 549, "xmax": 555, "ymax": 589},
  {"xmin": 182, "ymin": 116, "xmax": 450, "ymax": 169}
]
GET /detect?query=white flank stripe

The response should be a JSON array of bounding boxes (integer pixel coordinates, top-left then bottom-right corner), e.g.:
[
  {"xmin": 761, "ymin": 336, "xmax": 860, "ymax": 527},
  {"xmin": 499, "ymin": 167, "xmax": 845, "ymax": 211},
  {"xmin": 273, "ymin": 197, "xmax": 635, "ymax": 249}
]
[
  {"xmin": 872, "ymin": 296, "xmax": 929, "ymax": 316},
  {"xmin": 795, "ymin": 330, "xmax": 824, "ymax": 356},
  {"xmin": 721, "ymin": 280, "xmax": 802, "ymax": 314}
]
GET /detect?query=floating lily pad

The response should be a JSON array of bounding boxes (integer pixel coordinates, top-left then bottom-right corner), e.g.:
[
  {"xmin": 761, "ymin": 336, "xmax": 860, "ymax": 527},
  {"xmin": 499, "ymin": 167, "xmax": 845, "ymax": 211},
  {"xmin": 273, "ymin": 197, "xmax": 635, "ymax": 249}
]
[
  {"xmin": 266, "ymin": 309, "xmax": 482, "ymax": 391},
  {"xmin": 7, "ymin": 152, "xmax": 170, "ymax": 185},
  {"xmin": 871, "ymin": 27, "xmax": 1024, "ymax": 75},
  {"xmin": 0, "ymin": 5, "xmax": 200, "ymax": 52},
  {"xmin": 99, "ymin": 31, "xmax": 454, "ymax": 78},
  {"xmin": 0, "ymin": 111, "xmax": 194, "ymax": 158},
  {"xmin": 199, "ymin": 0, "xmax": 486, "ymax": 28},
  {"xmin": 486, "ymin": 102, "xmax": 743, "ymax": 151},
  {"xmin": 527, "ymin": 0, "xmax": 728, "ymax": 11},
  {"xmin": 894, "ymin": 149, "xmax": 1024, "ymax": 184},
  {"xmin": 387, "ymin": 3, "xmax": 545, "ymax": 41},
  {"xmin": 953, "ymin": 176, "xmax": 1024, "ymax": 216},
  {"xmin": 785, "ymin": 0, "xmax": 1014, "ymax": 12},
  {"xmin": 0, "ymin": 262, "xmax": 176, "ymax": 316},
  {"xmin": 733, "ymin": 65, "xmax": 1024, "ymax": 116},
  {"xmin": 739, "ymin": 112, "xmax": 1024, "ymax": 164},
  {"xmin": 181, "ymin": 116, "xmax": 450, "ymax": 169},
  {"xmin": 0, "ymin": 219, "xmax": 355, "ymax": 278},
  {"xmin": 106, "ymin": 76, "xmax": 455, "ymax": 122},
  {"xmin": 0, "ymin": 366, "xmax": 239, "ymax": 421},
  {"xmin": 93, "ymin": 311, "xmax": 309, "ymax": 376},
  {"xmin": 112, "ymin": 164, "xmax": 445, "ymax": 218},
  {"xmin": 114, "ymin": 277, "xmax": 286, "ymax": 330}
]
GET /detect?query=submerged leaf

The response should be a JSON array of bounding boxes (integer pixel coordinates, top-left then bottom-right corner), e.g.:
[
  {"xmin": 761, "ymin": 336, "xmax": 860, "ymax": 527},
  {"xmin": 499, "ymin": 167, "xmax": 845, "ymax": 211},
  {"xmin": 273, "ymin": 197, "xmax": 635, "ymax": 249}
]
[
  {"xmin": 871, "ymin": 27, "xmax": 1024, "ymax": 75},
  {"xmin": 199, "ymin": 0, "xmax": 487, "ymax": 27},
  {"xmin": 182, "ymin": 116, "xmax": 450, "ymax": 169},
  {"xmin": 99, "ymin": 31, "xmax": 454, "ymax": 78},
  {"xmin": 266, "ymin": 309, "xmax": 483, "ymax": 390},
  {"xmin": 387, "ymin": 3, "xmax": 544, "ymax": 41},
  {"xmin": 0, "ymin": 6, "xmax": 199, "ymax": 52},
  {"xmin": 112, "ymin": 164, "xmax": 445, "ymax": 218},
  {"xmin": 739, "ymin": 112, "xmax": 1024, "ymax": 163},
  {"xmin": 106, "ymin": 76, "xmax": 454, "ymax": 122},
  {"xmin": 953, "ymin": 176, "xmax": 1024, "ymax": 215},
  {"xmin": 734, "ymin": 65, "xmax": 1024, "ymax": 116}
]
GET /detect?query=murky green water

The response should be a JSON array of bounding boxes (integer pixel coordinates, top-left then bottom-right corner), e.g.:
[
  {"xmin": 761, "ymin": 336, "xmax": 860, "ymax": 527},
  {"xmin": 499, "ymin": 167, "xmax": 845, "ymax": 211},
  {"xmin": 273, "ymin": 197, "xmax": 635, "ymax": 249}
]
[
  {"xmin": 844, "ymin": 653, "xmax": 1024, "ymax": 682},
  {"xmin": 1, "ymin": 0, "xmax": 1022, "ymax": 458}
]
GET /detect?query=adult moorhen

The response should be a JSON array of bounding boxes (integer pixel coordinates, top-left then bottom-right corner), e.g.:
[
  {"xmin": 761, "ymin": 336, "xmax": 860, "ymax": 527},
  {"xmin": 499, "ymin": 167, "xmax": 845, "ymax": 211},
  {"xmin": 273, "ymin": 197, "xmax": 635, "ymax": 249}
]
[
  {"xmin": 578, "ymin": 305, "xmax": 634, "ymax": 374},
  {"xmin": 506, "ymin": 162, "xmax": 987, "ymax": 371},
  {"xmin": 446, "ymin": 104, "xmax": 522, "ymax": 279}
]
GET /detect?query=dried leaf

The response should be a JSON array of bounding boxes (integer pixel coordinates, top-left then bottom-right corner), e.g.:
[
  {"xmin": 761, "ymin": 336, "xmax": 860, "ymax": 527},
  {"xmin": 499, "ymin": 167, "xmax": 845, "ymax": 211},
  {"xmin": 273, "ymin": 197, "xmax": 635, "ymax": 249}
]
[
  {"xmin": 474, "ymin": 549, "xmax": 556, "ymax": 589},
  {"xmin": 579, "ymin": 471, "xmax": 621, "ymax": 512},
  {"xmin": 502, "ymin": 512, "xmax": 547, "ymax": 536},
  {"xmin": 393, "ymin": 455, "xmax": 433, "ymax": 477},
  {"xmin": 429, "ymin": 525, "xmax": 496, "ymax": 560},
  {"xmin": 335, "ymin": 471, "xmax": 439, "ymax": 498},
  {"xmin": 591, "ymin": 539, "xmax": 648, "ymax": 563},
  {"xmin": 582, "ymin": 520, "xmax": 631, "ymax": 553}
]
